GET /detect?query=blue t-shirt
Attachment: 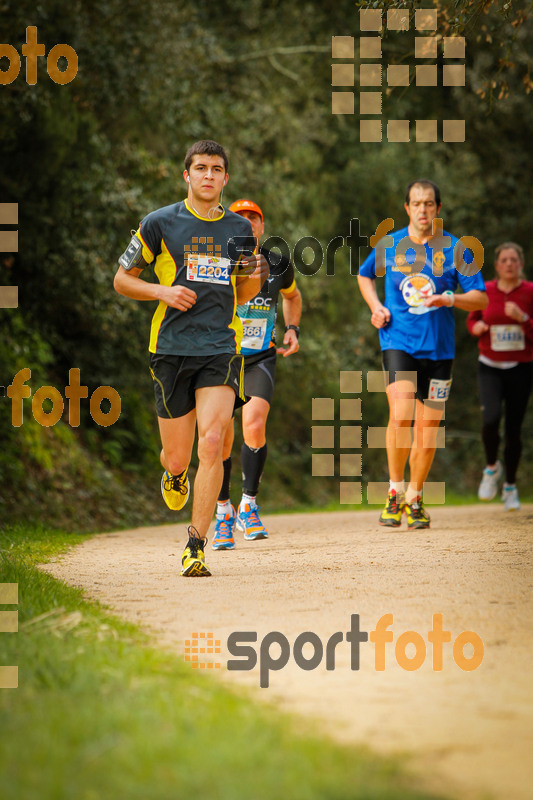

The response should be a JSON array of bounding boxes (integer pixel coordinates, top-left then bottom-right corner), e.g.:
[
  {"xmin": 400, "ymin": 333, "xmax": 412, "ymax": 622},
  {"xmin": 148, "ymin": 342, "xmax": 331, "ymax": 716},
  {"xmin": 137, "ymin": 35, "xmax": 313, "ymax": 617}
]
[{"xmin": 359, "ymin": 226, "xmax": 486, "ymax": 359}]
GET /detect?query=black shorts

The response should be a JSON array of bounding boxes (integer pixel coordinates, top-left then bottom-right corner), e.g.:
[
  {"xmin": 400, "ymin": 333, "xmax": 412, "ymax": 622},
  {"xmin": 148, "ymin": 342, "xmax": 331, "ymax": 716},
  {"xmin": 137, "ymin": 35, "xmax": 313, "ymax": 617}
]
[
  {"xmin": 243, "ymin": 348, "xmax": 277, "ymax": 405},
  {"xmin": 149, "ymin": 353, "xmax": 246, "ymax": 419},
  {"xmin": 382, "ymin": 349, "xmax": 453, "ymax": 402}
]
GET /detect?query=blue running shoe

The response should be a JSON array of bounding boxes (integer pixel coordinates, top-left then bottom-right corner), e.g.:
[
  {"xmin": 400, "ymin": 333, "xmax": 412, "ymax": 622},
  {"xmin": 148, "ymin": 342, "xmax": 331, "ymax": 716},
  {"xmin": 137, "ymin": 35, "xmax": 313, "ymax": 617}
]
[
  {"xmin": 235, "ymin": 503, "xmax": 269, "ymax": 541},
  {"xmin": 212, "ymin": 505, "xmax": 236, "ymax": 550}
]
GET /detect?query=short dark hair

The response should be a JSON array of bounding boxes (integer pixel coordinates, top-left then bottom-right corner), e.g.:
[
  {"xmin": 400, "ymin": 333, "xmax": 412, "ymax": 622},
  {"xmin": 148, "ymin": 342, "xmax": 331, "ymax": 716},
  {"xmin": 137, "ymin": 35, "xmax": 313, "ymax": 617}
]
[
  {"xmin": 405, "ymin": 179, "xmax": 441, "ymax": 207},
  {"xmin": 184, "ymin": 140, "xmax": 229, "ymax": 173}
]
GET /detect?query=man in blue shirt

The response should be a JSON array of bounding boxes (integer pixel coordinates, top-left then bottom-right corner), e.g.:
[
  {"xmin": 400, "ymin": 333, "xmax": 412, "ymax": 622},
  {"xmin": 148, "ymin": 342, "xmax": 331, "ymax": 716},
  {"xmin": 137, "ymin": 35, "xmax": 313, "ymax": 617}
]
[{"xmin": 358, "ymin": 179, "xmax": 487, "ymax": 529}]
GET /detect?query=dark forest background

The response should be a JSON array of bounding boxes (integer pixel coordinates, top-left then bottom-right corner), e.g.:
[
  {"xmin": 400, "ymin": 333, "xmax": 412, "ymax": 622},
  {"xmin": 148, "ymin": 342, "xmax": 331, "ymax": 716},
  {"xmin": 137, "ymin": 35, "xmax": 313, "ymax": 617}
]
[{"xmin": 0, "ymin": 0, "xmax": 531, "ymax": 530}]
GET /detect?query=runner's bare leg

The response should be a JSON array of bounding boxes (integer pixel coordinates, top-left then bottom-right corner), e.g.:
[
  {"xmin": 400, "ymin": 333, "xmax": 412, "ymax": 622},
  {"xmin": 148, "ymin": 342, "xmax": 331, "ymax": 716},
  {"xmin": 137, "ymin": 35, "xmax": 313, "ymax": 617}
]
[
  {"xmin": 408, "ymin": 399, "xmax": 444, "ymax": 492},
  {"xmin": 385, "ymin": 380, "xmax": 415, "ymax": 482},
  {"xmin": 157, "ymin": 408, "xmax": 197, "ymax": 476},
  {"xmin": 193, "ymin": 385, "xmax": 236, "ymax": 538}
]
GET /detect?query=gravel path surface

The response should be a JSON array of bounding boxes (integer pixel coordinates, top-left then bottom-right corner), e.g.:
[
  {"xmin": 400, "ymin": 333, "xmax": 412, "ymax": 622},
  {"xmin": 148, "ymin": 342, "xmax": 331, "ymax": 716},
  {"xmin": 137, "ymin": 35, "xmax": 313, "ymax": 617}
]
[{"xmin": 43, "ymin": 505, "xmax": 533, "ymax": 800}]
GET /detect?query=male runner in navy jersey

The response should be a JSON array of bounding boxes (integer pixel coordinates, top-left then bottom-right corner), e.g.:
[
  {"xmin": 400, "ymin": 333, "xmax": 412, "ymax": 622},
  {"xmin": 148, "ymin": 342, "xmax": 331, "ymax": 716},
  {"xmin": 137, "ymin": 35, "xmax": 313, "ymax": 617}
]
[
  {"xmin": 212, "ymin": 199, "xmax": 302, "ymax": 549},
  {"xmin": 114, "ymin": 140, "xmax": 265, "ymax": 576},
  {"xmin": 358, "ymin": 179, "xmax": 487, "ymax": 529}
]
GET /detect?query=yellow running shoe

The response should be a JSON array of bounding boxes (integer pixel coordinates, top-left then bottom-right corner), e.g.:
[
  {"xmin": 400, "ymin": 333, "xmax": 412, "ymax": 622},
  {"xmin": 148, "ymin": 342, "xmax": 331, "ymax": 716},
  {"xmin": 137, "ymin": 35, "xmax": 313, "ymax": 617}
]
[
  {"xmin": 161, "ymin": 469, "xmax": 189, "ymax": 511},
  {"xmin": 181, "ymin": 527, "xmax": 211, "ymax": 577},
  {"xmin": 378, "ymin": 490, "xmax": 405, "ymax": 527},
  {"xmin": 404, "ymin": 497, "xmax": 430, "ymax": 530}
]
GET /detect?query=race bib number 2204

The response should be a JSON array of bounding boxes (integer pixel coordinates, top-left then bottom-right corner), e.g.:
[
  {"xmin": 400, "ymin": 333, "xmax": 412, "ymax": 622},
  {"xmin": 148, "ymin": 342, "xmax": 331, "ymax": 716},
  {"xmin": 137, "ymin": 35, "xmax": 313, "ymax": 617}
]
[{"xmin": 187, "ymin": 255, "xmax": 231, "ymax": 285}]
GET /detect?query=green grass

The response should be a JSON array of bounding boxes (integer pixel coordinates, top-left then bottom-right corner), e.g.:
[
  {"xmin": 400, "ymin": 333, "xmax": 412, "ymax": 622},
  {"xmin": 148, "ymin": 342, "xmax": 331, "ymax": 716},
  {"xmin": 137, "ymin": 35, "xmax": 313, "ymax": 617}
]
[
  {"xmin": 266, "ymin": 490, "xmax": 533, "ymax": 515},
  {"xmin": 267, "ymin": 494, "xmax": 484, "ymax": 514},
  {"xmin": 0, "ymin": 524, "xmax": 450, "ymax": 800}
]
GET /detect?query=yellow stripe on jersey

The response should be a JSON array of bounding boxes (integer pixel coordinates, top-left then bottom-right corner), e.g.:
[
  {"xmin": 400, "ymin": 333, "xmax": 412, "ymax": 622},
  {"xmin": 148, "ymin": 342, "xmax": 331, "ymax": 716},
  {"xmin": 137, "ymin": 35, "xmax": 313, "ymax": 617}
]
[
  {"xmin": 235, "ymin": 354, "xmax": 246, "ymax": 402},
  {"xmin": 238, "ymin": 354, "xmax": 245, "ymax": 401},
  {"xmin": 184, "ymin": 199, "xmax": 225, "ymax": 222},
  {"xmin": 136, "ymin": 227, "xmax": 155, "ymax": 263},
  {"xmin": 149, "ymin": 367, "xmax": 172, "ymax": 417},
  {"xmin": 280, "ymin": 279, "xmax": 297, "ymax": 296},
  {"xmin": 223, "ymin": 355, "xmax": 246, "ymax": 402},
  {"xmin": 149, "ymin": 238, "xmax": 178, "ymax": 354},
  {"xmin": 229, "ymin": 266, "xmax": 244, "ymax": 352}
]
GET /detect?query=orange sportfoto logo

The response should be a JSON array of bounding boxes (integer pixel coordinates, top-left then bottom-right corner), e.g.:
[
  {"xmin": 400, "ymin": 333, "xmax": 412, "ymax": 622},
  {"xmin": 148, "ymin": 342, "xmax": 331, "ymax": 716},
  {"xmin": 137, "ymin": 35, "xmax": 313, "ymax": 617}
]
[
  {"xmin": 0, "ymin": 26, "xmax": 78, "ymax": 85},
  {"xmin": 6, "ymin": 369, "xmax": 121, "ymax": 428}
]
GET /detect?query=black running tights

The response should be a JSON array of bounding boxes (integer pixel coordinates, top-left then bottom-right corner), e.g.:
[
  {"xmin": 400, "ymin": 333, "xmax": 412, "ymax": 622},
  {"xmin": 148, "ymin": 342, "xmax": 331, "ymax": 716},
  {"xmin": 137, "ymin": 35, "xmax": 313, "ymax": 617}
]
[{"xmin": 478, "ymin": 360, "xmax": 532, "ymax": 484}]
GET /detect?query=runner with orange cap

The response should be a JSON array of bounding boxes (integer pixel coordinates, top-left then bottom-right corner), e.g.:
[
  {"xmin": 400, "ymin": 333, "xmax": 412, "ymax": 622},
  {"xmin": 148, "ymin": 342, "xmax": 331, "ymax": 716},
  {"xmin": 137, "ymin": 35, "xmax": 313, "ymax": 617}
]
[{"xmin": 212, "ymin": 198, "xmax": 302, "ymax": 549}]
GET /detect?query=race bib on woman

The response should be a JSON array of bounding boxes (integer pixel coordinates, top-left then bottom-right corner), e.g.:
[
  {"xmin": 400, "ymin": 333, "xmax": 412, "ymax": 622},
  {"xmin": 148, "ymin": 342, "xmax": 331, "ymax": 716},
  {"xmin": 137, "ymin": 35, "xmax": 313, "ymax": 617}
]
[{"xmin": 490, "ymin": 325, "xmax": 525, "ymax": 352}]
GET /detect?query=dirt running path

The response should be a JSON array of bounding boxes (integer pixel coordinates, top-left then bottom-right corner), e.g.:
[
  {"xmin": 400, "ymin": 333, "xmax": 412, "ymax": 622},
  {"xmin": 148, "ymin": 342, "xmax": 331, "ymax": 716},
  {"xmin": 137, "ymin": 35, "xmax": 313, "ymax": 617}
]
[{"xmin": 43, "ymin": 506, "xmax": 533, "ymax": 800}]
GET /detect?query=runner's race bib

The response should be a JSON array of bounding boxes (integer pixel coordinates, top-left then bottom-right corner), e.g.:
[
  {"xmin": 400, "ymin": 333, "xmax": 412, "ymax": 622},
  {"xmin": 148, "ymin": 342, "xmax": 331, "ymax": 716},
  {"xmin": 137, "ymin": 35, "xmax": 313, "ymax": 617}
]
[
  {"xmin": 240, "ymin": 318, "xmax": 267, "ymax": 350},
  {"xmin": 490, "ymin": 324, "xmax": 525, "ymax": 352},
  {"xmin": 187, "ymin": 255, "xmax": 231, "ymax": 285},
  {"xmin": 428, "ymin": 378, "xmax": 452, "ymax": 401}
]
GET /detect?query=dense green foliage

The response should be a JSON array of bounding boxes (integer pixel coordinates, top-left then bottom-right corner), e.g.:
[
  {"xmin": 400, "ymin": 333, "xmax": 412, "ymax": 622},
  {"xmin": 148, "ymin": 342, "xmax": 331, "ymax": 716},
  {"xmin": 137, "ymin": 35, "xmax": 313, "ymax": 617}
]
[{"xmin": 1, "ymin": 1, "xmax": 532, "ymax": 529}]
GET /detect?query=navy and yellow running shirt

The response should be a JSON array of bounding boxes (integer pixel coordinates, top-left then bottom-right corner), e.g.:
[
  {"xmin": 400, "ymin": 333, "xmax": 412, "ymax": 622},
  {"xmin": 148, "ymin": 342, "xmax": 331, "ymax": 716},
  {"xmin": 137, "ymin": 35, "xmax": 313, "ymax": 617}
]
[
  {"xmin": 132, "ymin": 200, "xmax": 255, "ymax": 356},
  {"xmin": 359, "ymin": 226, "xmax": 485, "ymax": 359},
  {"xmin": 237, "ymin": 247, "xmax": 296, "ymax": 356}
]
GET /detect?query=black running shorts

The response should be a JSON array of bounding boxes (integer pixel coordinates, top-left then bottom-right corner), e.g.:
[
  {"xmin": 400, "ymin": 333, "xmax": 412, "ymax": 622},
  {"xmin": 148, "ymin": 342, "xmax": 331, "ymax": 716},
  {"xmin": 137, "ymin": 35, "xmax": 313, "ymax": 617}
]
[
  {"xmin": 243, "ymin": 348, "xmax": 277, "ymax": 405},
  {"xmin": 382, "ymin": 349, "xmax": 453, "ymax": 403},
  {"xmin": 149, "ymin": 353, "xmax": 246, "ymax": 419}
]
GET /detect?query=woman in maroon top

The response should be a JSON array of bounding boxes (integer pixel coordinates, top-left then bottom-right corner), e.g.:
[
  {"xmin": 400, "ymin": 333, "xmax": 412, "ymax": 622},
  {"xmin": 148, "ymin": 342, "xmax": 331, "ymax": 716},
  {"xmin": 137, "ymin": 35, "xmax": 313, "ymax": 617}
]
[{"xmin": 467, "ymin": 242, "xmax": 533, "ymax": 510}]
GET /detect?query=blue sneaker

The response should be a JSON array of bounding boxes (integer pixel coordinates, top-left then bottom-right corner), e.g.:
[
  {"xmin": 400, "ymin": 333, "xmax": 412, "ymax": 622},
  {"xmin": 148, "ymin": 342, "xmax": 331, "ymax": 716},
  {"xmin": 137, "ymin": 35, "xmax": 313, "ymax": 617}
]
[
  {"xmin": 235, "ymin": 503, "xmax": 269, "ymax": 541},
  {"xmin": 212, "ymin": 505, "xmax": 236, "ymax": 550}
]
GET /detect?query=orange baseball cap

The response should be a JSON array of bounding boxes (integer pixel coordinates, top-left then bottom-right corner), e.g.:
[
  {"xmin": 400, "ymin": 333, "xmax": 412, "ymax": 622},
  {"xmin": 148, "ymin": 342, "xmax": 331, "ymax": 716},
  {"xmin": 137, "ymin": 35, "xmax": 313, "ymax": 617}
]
[{"xmin": 229, "ymin": 198, "xmax": 263, "ymax": 221}]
